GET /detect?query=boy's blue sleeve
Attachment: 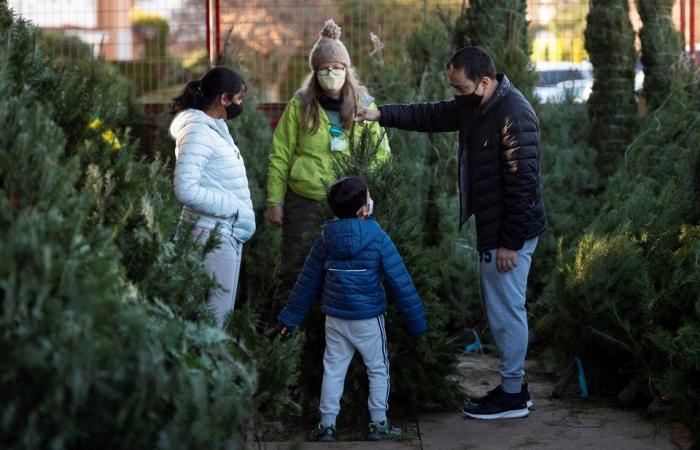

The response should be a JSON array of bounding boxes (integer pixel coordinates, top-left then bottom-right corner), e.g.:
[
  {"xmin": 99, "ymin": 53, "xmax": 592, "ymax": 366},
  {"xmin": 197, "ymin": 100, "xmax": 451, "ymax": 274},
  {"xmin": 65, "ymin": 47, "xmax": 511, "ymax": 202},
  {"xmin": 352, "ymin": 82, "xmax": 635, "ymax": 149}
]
[
  {"xmin": 380, "ymin": 233, "xmax": 428, "ymax": 335},
  {"xmin": 278, "ymin": 236, "xmax": 327, "ymax": 331}
]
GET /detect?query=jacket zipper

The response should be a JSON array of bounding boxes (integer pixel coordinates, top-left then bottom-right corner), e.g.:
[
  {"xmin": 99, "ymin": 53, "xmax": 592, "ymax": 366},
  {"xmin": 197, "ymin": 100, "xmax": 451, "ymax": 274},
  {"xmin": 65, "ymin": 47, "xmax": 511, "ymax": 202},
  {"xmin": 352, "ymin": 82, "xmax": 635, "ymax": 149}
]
[{"xmin": 328, "ymin": 268, "xmax": 368, "ymax": 273}]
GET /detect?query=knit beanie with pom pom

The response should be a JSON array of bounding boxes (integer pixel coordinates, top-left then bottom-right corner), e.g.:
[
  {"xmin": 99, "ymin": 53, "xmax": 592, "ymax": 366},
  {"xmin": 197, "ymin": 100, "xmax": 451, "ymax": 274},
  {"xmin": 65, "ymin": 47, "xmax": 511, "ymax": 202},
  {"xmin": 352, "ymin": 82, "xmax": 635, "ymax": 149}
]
[{"xmin": 309, "ymin": 19, "xmax": 351, "ymax": 70}]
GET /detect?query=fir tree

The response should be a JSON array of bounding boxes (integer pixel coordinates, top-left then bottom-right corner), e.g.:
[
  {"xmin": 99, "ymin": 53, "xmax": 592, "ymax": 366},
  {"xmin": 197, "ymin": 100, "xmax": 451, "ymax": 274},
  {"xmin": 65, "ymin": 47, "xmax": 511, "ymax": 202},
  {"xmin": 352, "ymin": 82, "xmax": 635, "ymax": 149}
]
[
  {"xmin": 321, "ymin": 122, "xmax": 463, "ymax": 422},
  {"xmin": 584, "ymin": 0, "xmax": 637, "ymax": 176},
  {"xmin": 636, "ymin": 0, "xmax": 684, "ymax": 110},
  {"xmin": 537, "ymin": 67, "xmax": 700, "ymax": 440},
  {"xmin": 528, "ymin": 101, "xmax": 602, "ymax": 295},
  {"xmin": 364, "ymin": 20, "xmax": 483, "ymax": 331},
  {"xmin": 0, "ymin": 4, "xmax": 302, "ymax": 446},
  {"xmin": 453, "ymin": 0, "xmax": 537, "ymax": 99}
]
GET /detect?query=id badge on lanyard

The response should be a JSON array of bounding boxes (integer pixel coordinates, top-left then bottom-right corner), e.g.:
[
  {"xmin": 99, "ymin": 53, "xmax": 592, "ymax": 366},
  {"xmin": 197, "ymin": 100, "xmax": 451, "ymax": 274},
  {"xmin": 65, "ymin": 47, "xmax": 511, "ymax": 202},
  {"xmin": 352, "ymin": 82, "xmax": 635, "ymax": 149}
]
[{"xmin": 329, "ymin": 124, "xmax": 348, "ymax": 152}]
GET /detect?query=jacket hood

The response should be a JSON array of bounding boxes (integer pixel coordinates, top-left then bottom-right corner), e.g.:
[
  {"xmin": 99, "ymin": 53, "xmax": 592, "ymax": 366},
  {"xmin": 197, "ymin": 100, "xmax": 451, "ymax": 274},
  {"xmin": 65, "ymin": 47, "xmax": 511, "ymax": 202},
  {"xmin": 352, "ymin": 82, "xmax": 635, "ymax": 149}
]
[
  {"xmin": 322, "ymin": 218, "xmax": 382, "ymax": 259},
  {"xmin": 169, "ymin": 108, "xmax": 233, "ymax": 145}
]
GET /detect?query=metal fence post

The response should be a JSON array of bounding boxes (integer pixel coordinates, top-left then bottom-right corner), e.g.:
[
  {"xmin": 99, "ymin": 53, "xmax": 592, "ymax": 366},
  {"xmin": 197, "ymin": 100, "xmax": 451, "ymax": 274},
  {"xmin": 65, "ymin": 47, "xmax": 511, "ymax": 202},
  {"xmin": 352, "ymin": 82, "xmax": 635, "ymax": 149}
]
[
  {"xmin": 691, "ymin": 0, "xmax": 696, "ymax": 61},
  {"xmin": 205, "ymin": 0, "xmax": 212, "ymax": 66}
]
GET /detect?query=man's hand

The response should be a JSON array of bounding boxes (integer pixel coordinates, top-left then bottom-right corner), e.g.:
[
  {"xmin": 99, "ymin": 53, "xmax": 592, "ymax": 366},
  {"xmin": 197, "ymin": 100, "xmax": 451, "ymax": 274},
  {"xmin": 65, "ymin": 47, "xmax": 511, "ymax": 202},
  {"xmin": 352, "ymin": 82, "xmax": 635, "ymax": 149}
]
[
  {"xmin": 497, "ymin": 247, "xmax": 518, "ymax": 273},
  {"xmin": 354, "ymin": 107, "xmax": 381, "ymax": 124},
  {"xmin": 268, "ymin": 205, "xmax": 284, "ymax": 227}
]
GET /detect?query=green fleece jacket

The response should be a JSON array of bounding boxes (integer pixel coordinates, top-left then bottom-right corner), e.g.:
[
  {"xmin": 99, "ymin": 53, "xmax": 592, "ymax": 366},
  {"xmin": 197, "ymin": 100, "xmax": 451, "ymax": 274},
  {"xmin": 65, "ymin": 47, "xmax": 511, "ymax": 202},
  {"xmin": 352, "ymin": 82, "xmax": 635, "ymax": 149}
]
[{"xmin": 267, "ymin": 94, "xmax": 390, "ymax": 206}]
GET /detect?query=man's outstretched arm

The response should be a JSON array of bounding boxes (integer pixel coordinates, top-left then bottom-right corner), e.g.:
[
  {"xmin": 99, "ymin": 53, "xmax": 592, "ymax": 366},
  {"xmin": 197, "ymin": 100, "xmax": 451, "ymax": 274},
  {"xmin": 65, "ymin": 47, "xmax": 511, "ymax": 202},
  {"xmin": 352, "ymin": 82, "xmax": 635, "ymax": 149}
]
[{"xmin": 356, "ymin": 100, "xmax": 462, "ymax": 133}]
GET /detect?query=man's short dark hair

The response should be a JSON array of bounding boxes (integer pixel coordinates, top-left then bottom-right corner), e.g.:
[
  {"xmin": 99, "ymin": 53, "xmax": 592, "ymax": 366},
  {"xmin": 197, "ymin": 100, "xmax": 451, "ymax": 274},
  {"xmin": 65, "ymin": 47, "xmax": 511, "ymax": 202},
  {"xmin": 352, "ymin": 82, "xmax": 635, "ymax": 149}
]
[
  {"xmin": 327, "ymin": 176, "xmax": 368, "ymax": 219},
  {"xmin": 446, "ymin": 46, "xmax": 496, "ymax": 82}
]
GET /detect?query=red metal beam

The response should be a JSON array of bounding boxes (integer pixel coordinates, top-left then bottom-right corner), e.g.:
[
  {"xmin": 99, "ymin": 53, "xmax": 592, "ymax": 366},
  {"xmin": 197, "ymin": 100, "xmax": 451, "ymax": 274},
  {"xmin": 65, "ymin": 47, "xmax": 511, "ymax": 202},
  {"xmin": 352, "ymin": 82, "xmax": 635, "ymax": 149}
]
[
  {"xmin": 214, "ymin": 0, "xmax": 221, "ymax": 61},
  {"xmin": 691, "ymin": 0, "xmax": 696, "ymax": 60},
  {"xmin": 205, "ymin": 0, "xmax": 211, "ymax": 66}
]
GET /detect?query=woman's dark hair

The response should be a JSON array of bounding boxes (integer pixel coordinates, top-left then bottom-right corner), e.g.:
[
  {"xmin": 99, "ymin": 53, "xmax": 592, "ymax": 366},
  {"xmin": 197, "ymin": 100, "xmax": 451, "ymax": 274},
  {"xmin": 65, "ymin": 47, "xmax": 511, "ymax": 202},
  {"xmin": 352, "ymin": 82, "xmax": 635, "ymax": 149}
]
[
  {"xmin": 170, "ymin": 66, "xmax": 246, "ymax": 115},
  {"xmin": 446, "ymin": 46, "xmax": 496, "ymax": 82},
  {"xmin": 327, "ymin": 176, "xmax": 368, "ymax": 219}
]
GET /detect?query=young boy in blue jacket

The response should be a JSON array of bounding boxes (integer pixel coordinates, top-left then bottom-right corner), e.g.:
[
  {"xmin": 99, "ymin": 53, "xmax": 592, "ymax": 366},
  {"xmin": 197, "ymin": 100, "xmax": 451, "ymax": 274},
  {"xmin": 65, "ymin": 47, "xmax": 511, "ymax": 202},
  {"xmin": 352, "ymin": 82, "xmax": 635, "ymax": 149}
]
[{"xmin": 278, "ymin": 176, "xmax": 427, "ymax": 442}]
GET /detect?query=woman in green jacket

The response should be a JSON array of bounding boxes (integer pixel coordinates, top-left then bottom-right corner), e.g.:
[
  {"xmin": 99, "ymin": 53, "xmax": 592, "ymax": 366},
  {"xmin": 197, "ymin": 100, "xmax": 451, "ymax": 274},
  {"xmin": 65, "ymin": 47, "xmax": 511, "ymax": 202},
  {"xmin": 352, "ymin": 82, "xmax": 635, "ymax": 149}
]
[{"xmin": 267, "ymin": 19, "xmax": 390, "ymax": 307}]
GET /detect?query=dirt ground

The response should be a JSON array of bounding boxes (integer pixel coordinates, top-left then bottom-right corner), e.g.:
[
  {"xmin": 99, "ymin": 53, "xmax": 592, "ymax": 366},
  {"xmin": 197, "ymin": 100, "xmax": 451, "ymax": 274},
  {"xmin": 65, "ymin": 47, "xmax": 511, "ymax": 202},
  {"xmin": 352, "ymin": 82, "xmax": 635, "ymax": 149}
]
[{"xmin": 262, "ymin": 354, "xmax": 693, "ymax": 450}]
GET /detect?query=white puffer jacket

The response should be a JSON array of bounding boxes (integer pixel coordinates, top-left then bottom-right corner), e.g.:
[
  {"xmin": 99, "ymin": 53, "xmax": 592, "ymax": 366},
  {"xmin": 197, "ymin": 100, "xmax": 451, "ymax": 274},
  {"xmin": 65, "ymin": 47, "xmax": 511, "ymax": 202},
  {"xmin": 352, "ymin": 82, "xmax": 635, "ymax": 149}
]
[{"xmin": 170, "ymin": 108, "xmax": 256, "ymax": 243}]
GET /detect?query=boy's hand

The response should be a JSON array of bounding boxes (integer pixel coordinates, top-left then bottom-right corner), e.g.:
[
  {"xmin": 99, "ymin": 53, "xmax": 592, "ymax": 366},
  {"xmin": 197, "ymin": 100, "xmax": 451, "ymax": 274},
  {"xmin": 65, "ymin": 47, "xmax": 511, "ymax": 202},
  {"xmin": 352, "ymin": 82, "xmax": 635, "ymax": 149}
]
[
  {"xmin": 355, "ymin": 107, "xmax": 381, "ymax": 124},
  {"xmin": 280, "ymin": 326, "xmax": 290, "ymax": 337}
]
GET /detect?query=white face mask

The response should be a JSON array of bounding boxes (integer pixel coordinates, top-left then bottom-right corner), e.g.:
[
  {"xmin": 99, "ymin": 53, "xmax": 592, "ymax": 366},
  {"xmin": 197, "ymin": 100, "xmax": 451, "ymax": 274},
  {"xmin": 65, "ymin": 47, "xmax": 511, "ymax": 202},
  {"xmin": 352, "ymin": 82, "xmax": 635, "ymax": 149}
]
[
  {"xmin": 317, "ymin": 68, "xmax": 346, "ymax": 92},
  {"xmin": 357, "ymin": 196, "xmax": 374, "ymax": 217}
]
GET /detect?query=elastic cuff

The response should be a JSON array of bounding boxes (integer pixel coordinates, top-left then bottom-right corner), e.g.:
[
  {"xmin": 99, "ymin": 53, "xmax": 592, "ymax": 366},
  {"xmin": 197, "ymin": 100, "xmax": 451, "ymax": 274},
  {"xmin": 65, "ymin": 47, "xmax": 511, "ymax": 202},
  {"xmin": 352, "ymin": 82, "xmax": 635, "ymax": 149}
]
[
  {"xmin": 320, "ymin": 414, "xmax": 337, "ymax": 427},
  {"xmin": 277, "ymin": 316, "xmax": 295, "ymax": 332},
  {"xmin": 369, "ymin": 409, "xmax": 387, "ymax": 423},
  {"xmin": 377, "ymin": 106, "xmax": 389, "ymax": 127},
  {"xmin": 501, "ymin": 377, "xmax": 523, "ymax": 394}
]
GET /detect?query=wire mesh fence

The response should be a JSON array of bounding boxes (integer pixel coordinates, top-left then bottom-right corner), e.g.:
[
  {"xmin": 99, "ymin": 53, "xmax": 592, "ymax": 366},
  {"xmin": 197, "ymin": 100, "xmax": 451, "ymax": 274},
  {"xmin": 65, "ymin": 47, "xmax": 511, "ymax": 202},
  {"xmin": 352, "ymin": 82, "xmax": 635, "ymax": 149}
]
[{"xmin": 8, "ymin": 0, "xmax": 695, "ymax": 102}]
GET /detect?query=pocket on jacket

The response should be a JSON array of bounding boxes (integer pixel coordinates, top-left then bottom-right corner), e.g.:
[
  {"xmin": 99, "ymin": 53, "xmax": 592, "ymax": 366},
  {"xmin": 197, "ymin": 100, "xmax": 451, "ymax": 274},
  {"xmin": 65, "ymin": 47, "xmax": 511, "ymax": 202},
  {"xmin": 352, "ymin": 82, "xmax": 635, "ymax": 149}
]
[
  {"xmin": 327, "ymin": 268, "xmax": 372, "ymax": 289},
  {"xmin": 290, "ymin": 156, "xmax": 304, "ymax": 180},
  {"xmin": 326, "ymin": 268, "xmax": 382, "ymax": 301}
]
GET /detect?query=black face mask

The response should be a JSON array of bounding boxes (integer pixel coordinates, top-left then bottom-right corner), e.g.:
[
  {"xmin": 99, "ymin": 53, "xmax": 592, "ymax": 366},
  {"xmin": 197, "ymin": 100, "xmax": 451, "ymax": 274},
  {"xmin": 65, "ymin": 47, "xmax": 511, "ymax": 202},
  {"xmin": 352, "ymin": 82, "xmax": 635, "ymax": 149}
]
[
  {"xmin": 225, "ymin": 102, "xmax": 243, "ymax": 120},
  {"xmin": 455, "ymin": 90, "xmax": 483, "ymax": 110}
]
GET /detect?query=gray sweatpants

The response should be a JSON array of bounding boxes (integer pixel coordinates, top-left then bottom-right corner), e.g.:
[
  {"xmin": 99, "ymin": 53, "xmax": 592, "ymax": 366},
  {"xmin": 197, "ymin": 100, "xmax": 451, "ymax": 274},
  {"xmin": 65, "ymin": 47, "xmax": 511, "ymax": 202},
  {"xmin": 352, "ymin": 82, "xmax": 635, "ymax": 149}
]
[
  {"xmin": 319, "ymin": 315, "xmax": 390, "ymax": 426},
  {"xmin": 479, "ymin": 237, "xmax": 538, "ymax": 394},
  {"xmin": 194, "ymin": 227, "xmax": 243, "ymax": 328}
]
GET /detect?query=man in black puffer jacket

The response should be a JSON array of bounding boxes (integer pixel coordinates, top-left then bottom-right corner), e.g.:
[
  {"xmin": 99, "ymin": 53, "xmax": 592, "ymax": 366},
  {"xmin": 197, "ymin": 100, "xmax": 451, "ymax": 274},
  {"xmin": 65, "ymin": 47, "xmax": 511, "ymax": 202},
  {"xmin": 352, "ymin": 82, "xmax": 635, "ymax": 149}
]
[{"xmin": 356, "ymin": 46, "xmax": 546, "ymax": 420}]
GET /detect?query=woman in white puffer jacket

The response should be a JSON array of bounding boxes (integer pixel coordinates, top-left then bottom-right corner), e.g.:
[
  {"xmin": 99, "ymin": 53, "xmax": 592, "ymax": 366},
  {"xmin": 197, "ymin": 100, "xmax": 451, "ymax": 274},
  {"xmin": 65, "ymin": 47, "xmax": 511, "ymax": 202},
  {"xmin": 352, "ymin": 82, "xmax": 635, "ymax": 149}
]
[{"xmin": 170, "ymin": 67, "xmax": 256, "ymax": 328}]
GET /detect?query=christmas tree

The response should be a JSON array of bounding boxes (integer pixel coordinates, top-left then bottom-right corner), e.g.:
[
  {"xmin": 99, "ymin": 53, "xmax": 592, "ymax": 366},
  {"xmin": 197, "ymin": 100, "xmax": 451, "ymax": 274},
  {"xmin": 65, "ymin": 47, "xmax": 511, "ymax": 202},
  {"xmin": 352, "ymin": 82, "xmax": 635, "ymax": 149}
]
[
  {"xmin": 0, "ymin": 4, "xmax": 301, "ymax": 447},
  {"xmin": 537, "ymin": 67, "xmax": 700, "ymax": 439},
  {"xmin": 636, "ymin": 0, "xmax": 684, "ymax": 110},
  {"xmin": 584, "ymin": 0, "xmax": 637, "ymax": 176},
  {"xmin": 453, "ymin": 0, "xmax": 537, "ymax": 99}
]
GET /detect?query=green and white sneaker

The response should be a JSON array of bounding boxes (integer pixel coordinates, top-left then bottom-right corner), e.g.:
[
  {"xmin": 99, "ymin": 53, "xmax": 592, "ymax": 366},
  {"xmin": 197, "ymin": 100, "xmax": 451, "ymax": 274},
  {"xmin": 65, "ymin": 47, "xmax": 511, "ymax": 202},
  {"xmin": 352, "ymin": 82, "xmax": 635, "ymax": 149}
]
[
  {"xmin": 310, "ymin": 422, "xmax": 336, "ymax": 442},
  {"xmin": 368, "ymin": 420, "xmax": 405, "ymax": 441}
]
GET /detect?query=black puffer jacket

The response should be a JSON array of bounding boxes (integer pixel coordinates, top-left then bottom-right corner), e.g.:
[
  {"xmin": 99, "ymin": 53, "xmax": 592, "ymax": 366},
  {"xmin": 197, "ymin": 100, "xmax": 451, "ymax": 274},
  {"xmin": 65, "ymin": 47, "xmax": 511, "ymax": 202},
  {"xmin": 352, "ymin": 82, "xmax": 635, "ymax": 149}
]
[{"xmin": 378, "ymin": 74, "xmax": 547, "ymax": 251}]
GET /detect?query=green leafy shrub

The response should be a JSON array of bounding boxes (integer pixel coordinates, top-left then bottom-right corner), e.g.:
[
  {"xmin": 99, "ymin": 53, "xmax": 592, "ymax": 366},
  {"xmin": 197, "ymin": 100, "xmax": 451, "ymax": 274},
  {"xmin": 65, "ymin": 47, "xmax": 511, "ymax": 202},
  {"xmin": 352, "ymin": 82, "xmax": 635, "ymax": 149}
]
[{"xmin": 0, "ymin": 5, "xmax": 301, "ymax": 447}]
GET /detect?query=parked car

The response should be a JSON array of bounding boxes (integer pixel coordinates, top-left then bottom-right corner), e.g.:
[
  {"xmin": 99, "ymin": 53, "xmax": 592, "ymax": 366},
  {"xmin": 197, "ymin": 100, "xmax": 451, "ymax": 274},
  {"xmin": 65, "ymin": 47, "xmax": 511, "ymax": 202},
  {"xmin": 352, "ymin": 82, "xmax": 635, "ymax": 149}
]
[
  {"xmin": 553, "ymin": 78, "xmax": 593, "ymax": 103},
  {"xmin": 535, "ymin": 60, "xmax": 645, "ymax": 103},
  {"xmin": 534, "ymin": 61, "xmax": 593, "ymax": 103}
]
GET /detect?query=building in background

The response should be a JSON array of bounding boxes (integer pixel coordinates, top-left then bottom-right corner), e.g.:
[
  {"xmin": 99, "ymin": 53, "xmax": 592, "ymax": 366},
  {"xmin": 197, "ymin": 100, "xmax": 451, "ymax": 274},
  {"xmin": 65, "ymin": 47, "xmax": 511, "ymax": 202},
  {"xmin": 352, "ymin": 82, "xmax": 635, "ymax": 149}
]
[{"xmin": 10, "ymin": 0, "xmax": 135, "ymax": 60}]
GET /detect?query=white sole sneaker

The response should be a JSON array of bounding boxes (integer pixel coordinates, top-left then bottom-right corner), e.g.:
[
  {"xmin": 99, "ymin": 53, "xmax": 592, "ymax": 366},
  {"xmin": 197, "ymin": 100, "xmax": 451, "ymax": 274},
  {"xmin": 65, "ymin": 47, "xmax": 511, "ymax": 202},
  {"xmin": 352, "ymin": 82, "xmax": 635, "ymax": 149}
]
[{"xmin": 464, "ymin": 408, "xmax": 530, "ymax": 420}]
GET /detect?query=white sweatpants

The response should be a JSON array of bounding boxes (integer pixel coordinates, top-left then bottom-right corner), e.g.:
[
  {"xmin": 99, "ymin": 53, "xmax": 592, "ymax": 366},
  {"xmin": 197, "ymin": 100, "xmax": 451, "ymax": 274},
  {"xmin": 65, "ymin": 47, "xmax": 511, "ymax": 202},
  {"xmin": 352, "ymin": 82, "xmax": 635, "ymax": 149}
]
[
  {"xmin": 193, "ymin": 227, "xmax": 242, "ymax": 329},
  {"xmin": 319, "ymin": 315, "xmax": 390, "ymax": 426}
]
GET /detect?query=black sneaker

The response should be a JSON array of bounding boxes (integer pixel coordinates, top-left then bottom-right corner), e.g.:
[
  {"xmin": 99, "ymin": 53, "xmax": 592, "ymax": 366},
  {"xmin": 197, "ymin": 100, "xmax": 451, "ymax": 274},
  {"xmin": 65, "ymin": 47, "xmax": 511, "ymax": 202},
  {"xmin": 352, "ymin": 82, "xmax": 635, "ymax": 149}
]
[
  {"xmin": 310, "ymin": 422, "xmax": 336, "ymax": 442},
  {"xmin": 463, "ymin": 392, "xmax": 529, "ymax": 420},
  {"xmin": 367, "ymin": 420, "xmax": 405, "ymax": 441},
  {"xmin": 465, "ymin": 383, "xmax": 534, "ymax": 409}
]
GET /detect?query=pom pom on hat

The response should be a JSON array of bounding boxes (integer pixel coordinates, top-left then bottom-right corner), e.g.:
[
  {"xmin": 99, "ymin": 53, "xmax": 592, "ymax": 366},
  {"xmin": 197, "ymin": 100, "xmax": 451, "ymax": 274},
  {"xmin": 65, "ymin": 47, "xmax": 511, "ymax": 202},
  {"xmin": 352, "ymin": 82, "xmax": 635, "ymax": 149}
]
[
  {"xmin": 320, "ymin": 19, "xmax": 342, "ymax": 39},
  {"xmin": 309, "ymin": 19, "xmax": 351, "ymax": 70}
]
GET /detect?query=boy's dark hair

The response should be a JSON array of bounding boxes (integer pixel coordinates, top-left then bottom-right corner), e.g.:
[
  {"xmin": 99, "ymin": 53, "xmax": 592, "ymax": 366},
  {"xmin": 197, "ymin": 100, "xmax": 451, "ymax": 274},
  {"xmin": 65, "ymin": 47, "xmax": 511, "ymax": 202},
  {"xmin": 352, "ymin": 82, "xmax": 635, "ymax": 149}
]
[
  {"xmin": 327, "ymin": 176, "xmax": 368, "ymax": 219},
  {"xmin": 445, "ymin": 46, "xmax": 496, "ymax": 82}
]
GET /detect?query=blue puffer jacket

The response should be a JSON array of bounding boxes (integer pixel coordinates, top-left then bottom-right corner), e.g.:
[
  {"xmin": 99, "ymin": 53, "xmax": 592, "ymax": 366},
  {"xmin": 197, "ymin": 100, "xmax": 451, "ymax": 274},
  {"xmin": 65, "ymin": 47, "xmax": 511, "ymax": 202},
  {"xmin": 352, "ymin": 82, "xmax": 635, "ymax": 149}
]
[
  {"xmin": 170, "ymin": 108, "xmax": 256, "ymax": 243},
  {"xmin": 278, "ymin": 218, "xmax": 427, "ymax": 336}
]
